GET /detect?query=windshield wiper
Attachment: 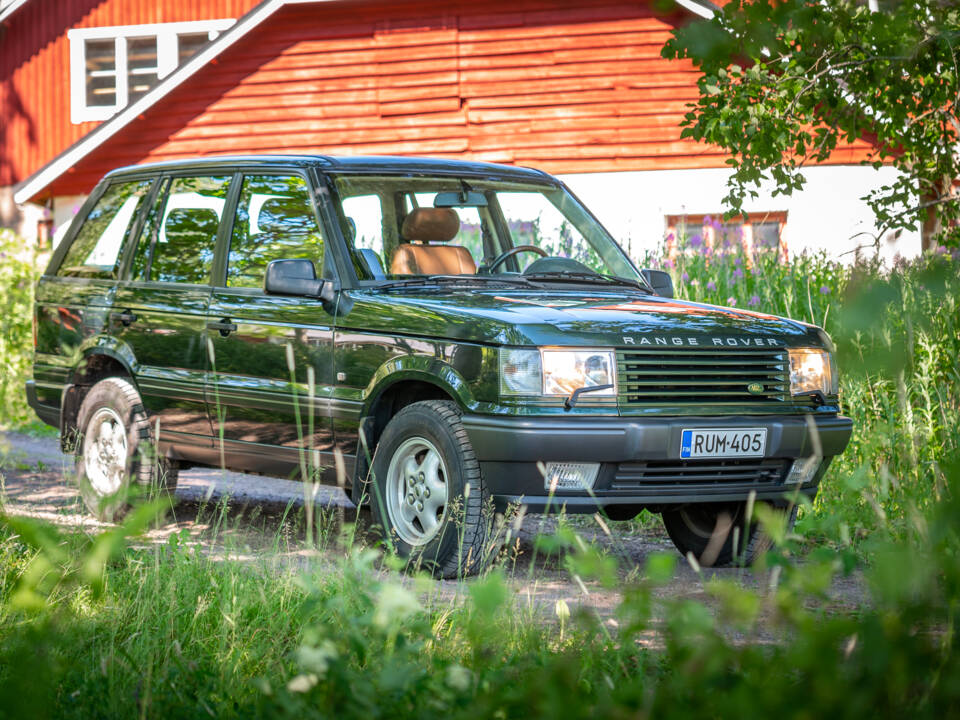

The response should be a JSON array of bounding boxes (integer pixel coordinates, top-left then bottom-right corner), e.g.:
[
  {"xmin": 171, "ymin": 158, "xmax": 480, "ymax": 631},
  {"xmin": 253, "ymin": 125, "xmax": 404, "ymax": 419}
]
[
  {"xmin": 523, "ymin": 270, "xmax": 651, "ymax": 292},
  {"xmin": 380, "ymin": 274, "xmax": 536, "ymax": 291}
]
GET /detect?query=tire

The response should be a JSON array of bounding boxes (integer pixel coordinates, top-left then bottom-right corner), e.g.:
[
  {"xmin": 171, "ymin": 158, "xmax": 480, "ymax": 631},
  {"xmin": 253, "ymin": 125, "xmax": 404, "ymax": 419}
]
[
  {"xmin": 661, "ymin": 501, "xmax": 797, "ymax": 567},
  {"xmin": 368, "ymin": 400, "xmax": 492, "ymax": 578},
  {"xmin": 74, "ymin": 377, "xmax": 178, "ymax": 521}
]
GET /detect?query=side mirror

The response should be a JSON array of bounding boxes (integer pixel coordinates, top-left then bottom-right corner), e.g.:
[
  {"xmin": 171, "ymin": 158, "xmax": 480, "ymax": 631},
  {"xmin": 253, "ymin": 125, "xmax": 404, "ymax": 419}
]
[
  {"xmin": 641, "ymin": 269, "xmax": 674, "ymax": 298},
  {"xmin": 264, "ymin": 259, "xmax": 336, "ymax": 303}
]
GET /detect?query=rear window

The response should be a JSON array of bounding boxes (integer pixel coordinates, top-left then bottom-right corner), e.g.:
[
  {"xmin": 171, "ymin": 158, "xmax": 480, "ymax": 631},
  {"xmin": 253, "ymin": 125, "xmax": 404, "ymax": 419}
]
[{"xmin": 57, "ymin": 179, "xmax": 153, "ymax": 278}]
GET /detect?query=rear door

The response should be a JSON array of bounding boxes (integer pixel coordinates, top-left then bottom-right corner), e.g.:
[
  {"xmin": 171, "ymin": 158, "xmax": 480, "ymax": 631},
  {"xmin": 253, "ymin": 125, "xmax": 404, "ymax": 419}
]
[
  {"xmin": 34, "ymin": 177, "xmax": 155, "ymax": 411},
  {"xmin": 113, "ymin": 173, "xmax": 234, "ymax": 452},
  {"xmin": 206, "ymin": 170, "xmax": 336, "ymax": 477}
]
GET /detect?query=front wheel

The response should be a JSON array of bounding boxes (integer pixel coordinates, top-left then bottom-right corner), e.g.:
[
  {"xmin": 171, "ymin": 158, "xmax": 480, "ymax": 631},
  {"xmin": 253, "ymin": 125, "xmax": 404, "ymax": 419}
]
[
  {"xmin": 74, "ymin": 377, "xmax": 178, "ymax": 521},
  {"xmin": 661, "ymin": 501, "xmax": 797, "ymax": 567},
  {"xmin": 369, "ymin": 400, "xmax": 493, "ymax": 578}
]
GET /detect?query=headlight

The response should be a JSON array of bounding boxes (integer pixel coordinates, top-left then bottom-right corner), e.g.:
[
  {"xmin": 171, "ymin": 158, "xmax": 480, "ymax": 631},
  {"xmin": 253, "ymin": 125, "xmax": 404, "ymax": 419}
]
[
  {"xmin": 500, "ymin": 348, "xmax": 542, "ymax": 395},
  {"xmin": 499, "ymin": 348, "xmax": 616, "ymax": 396},
  {"xmin": 788, "ymin": 348, "xmax": 838, "ymax": 396},
  {"xmin": 542, "ymin": 349, "xmax": 615, "ymax": 396}
]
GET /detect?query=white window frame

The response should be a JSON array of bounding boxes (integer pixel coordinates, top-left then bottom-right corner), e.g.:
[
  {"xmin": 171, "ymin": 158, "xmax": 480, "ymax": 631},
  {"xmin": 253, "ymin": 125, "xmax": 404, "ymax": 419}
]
[{"xmin": 68, "ymin": 19, "xmax": 235, "ymax": 124}]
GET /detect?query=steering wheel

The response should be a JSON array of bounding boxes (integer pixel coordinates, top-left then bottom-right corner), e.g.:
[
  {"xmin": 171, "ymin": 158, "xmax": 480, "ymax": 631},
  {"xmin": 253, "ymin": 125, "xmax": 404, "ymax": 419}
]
[{"xmin": 486, "ymin": 245, "xmax": 548, "ymax": 273}]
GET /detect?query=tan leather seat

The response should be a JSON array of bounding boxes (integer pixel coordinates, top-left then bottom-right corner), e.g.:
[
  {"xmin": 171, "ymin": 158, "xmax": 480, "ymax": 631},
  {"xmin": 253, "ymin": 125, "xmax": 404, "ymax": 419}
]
[{"xmin": 389, "ymin": 207, "xmax": 477, "ymax": 275}]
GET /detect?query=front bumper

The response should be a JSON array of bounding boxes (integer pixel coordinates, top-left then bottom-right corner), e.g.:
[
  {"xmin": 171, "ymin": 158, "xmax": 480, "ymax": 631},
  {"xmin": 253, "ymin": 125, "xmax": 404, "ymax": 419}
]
[{"xmin": 462, "ymin": 413, "xmax": 853, "ymax": 512}]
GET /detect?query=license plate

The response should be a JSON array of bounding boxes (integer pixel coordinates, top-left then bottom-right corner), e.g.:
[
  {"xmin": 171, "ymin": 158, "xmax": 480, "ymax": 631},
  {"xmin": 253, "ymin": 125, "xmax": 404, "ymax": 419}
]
[{"xmin": 680, "ymin": 428, "xmax": 767, "ymax": 459}]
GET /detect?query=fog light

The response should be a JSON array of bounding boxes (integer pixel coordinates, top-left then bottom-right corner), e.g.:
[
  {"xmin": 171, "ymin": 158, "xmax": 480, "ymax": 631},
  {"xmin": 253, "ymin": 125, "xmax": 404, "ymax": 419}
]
[
  {"xmin": 786, "ymin": 458, "xmax": 820, "ymax": 486},
  {"xmin": 543, "ymin": 462, "xmax": 600, "ymax": 491}
]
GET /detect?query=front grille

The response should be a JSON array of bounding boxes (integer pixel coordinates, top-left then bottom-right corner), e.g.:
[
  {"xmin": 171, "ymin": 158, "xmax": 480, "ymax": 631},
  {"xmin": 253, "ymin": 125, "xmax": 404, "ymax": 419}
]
[
  {"xmin": 611, "ymin": 458, "xmax": 790, "ymax": 491},
  {"xmin": 617, "ymin": 347, "xmax": 789, "ymax": 406}
]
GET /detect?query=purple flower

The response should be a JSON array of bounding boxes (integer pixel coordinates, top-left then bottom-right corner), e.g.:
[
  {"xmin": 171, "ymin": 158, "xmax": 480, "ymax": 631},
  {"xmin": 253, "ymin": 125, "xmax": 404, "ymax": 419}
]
[
  {"xmin": 819, "ymin": 285, "xmax": 831, "ymax": 295},
  {"xmin": 704, "ymin": 246, "xmax": 714, "ymax": 258},
  {"xmin": 689, "ymin": 234, "xmax": 703, "ymax": 249},
  {"xmin": 664, "ymin": 258, "xmax": 674, "ymax": 269},
  {"xmin": 935, "ymin": 245, "xmax": 948, "ymax": 255},
  {"xmin": 704, "ymin": 215, "xmax": 712, "ymax": 226},
  {"xmin": 748, "ymin": 294, "xmax": 760, "ymax": 307},
  {"xmin": 734, "ymin": 256, "xmax": 742, "ymax": 266},
  {"xmin": 666, "ymin": 232, "xmax": 675, "ymax": 241},
  {"xmin": 727, "ymin": 296, "xmax": 737, "ymax": 306},
  {"xmin": 732, "ymin": 268, "xmax": 744, "ymax": 280},
  {"xmin": 751, "ymin": 266, "xmax": 761, "ymax": 276},
  {"xmin": 706, "ymin": 280, "xmax": 717, "ymax": 291},
  {"xmin": 681, "ymin": 272, "xmax": 690, "ymax": 283}
]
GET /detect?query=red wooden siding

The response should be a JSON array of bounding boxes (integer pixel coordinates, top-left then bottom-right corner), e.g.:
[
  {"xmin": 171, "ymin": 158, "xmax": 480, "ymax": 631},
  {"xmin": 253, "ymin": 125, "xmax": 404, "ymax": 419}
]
[
  {"xmin": 30, "ymin": 0, "xmax": 874, "ymax": 198},
  {"xmin": 0, "ymin": 0, "xmax": 261, "ymax": 187}
]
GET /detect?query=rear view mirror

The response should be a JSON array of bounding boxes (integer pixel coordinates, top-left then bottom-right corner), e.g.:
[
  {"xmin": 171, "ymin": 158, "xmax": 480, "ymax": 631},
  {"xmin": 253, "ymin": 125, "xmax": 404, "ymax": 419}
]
[
  {"xmin": 433, "ymin": 190, "xmax": 488, "ymax": 208},
  {"xmin": 641, "ymin": 269, "xmax": 674, "ymax": 298},
  {"xmin": 264, "ymin": 259, "xmax": 335, "ymax": 303}
]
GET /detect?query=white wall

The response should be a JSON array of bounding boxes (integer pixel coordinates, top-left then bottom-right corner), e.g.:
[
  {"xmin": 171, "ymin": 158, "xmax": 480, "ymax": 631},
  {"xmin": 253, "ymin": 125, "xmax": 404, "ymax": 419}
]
[{"xmin": 560, "ymin": 165, "xmax": 920, "ymax": 266}]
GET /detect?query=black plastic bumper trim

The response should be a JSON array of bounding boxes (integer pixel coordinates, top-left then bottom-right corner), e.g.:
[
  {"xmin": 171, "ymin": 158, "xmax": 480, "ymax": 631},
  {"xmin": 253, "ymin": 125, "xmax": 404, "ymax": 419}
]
[
  {"xmin": 25, "ymin": 380, "xmax": 59, "ymax": 428},
  {"xmin": 462, "ymin": 413, "xmax": 853, "ymax": 463}
]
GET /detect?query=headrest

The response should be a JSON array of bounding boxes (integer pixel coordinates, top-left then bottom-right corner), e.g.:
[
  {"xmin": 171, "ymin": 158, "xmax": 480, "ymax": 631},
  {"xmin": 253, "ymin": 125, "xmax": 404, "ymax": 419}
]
[
  {"xmin": 401, "ymin": 207, "xmax": 460, "ymax": 243},
  {"xmin": 257, "ymin": 197, "xmax": 313, "ymax": 235},
  {"xmin": 165, "ymin": 208, "xmax": 220, "ymax": 241}
]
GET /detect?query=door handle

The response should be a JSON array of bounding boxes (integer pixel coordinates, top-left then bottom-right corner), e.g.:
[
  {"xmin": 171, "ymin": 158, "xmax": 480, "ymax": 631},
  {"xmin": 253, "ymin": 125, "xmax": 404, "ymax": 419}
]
[
  {"xmin": 111, "ymin": 310, "xmax": 138, "ymax": 327},
  {"xmin": 207, "ymin": 319, "xmax": 238, "ymax": 337}
]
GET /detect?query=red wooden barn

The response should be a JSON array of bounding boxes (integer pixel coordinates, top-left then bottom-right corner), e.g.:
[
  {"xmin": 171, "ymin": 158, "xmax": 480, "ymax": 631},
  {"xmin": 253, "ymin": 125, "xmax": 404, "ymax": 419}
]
[{"xmin": 0, "ymin": 0, "xmax": 916, "ymax": 259}]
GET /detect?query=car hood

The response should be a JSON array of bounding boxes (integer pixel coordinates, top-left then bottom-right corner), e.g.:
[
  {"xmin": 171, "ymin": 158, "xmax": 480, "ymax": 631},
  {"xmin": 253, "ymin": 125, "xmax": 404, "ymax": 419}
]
[{"xmin": 341, "ymin": 287, "xmax": 826, "ymax": 348}]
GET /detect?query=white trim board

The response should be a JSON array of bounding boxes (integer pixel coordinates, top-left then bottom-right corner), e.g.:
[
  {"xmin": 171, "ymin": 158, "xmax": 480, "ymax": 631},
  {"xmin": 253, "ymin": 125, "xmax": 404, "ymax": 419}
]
[
  {"xmin": 12, "ymin": 0, "xmax": 712, "ymax": 205},
  {"xmin": 0, "ymin": 0, "xmax": 31, "ymax": 25}
]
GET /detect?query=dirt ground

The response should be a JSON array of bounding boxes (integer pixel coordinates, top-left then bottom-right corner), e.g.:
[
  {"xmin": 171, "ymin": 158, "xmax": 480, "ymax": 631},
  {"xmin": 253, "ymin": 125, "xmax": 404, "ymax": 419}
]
[{"xmin": 0, "ymin": 430, "xmax": 868, "ymax": 630}]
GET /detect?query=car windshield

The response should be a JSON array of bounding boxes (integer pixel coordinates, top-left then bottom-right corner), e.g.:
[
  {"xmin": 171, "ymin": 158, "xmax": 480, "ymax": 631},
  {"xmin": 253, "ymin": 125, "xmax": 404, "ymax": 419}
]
[{"xmin": 332, "ymin": 174, "xmax": 641, "ymax": 285}]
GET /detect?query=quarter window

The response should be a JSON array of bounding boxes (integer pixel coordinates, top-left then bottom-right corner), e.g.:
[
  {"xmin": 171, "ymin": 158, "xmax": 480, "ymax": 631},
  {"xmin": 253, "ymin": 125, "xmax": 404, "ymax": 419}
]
[
  {"xmin": 68, "ymin": 20, "xmax": 235, "ymax": 123},
  {"xmin": 144, "ymin": 175, "xmax": 232, "ymax": 285},
  {"xmin": 57, "ymin": 179, "xmax": 153, "ymax": 278},
  {"xmin": 226, "ymin": 175, "xmax": 325, "ymax": 289}
]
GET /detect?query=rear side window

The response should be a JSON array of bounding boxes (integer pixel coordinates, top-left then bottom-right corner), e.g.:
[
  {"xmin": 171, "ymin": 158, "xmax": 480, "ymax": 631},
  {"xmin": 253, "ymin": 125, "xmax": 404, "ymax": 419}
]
[
  {"xmin": 226, "ymin": 174, "xmax": 324, "ymax": 289},
  {"xmin": 57, "ymin": 179, "xmax": 153, "ymax": 278},
  {"xmin": 137, "ymin": 175, "xmax": 231, "ymax": 284}
]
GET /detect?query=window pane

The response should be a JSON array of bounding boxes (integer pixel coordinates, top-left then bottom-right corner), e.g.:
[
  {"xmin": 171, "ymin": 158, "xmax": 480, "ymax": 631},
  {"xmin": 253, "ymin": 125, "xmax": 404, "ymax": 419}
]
[
  {"xmin": 341, "ymin": 194, "xmax": 386, "ymax": 279},
  {"xmin": 127, "ymin": 36, "xmax": 159, "ymax": 101},
  {"xmin": 129, "ymin": 178, "xmax": 167, "ymax": 281},
  {"xmin": 58, "ymin": 180, "xmax": 153, "ymax": 278},
  {"xmin": 227, "ymin": 175, "xmax": 324, "ymax": 289},
  {"xmin": 178, "ymin": 32, "xmax": 210, "ymax": 65},
  {"xmin": 85, "ymin": 38, "xmax": 117, "ymax": 107},
  {"xmin": 150, "ymin": 176, "xmax": 231, "ymax": 284},
  {"xmin": 498, "ymin": 191, "xmax": 604, "ymax": 272}
]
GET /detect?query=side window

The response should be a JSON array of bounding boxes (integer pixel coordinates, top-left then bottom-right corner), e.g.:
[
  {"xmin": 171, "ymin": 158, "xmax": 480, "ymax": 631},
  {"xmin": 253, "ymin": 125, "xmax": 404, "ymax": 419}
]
[
  {"xmin": 148, "ymin": 175, "xmax": 231, "ymax": 284},
  {"xmin": 226, "ymin": 174, "xmax": 324, "ymax": 289},
  {"xmin": 57, "ymin": 179, "xmax": 153, "ymax": 278},
  {"xmin": 341, "ymin": 193, "xmax": 387, "ymax": 279}
]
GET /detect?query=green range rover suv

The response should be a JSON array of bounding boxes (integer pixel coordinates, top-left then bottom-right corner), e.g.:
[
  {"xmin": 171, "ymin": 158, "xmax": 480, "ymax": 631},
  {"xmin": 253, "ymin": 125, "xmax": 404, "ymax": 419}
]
[{"xmin": 27, "ymin": 155, "xmax": 852, "ymax": 576}]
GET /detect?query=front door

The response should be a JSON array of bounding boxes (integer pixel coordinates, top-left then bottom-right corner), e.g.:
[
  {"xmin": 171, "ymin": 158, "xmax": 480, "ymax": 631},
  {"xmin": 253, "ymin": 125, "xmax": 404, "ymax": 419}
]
[
  {"xmin": 206, "ymin": 172, "xmax": 335, "ymax": 479},
  {"xmin": 113, "ymin": 173, "xmax": 233, "ymax": 451}
]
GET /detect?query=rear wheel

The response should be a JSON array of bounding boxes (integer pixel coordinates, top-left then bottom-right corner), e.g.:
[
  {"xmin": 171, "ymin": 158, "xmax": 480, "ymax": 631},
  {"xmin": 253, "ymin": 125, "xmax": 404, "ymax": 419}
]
[
  {"xmin": 661, "ymin": 501, "xmax": 797, "ymax": 567},
  {"xmin": 369, "ymin": 400, "xmax": 492, "ymax": 578},
  {"xmin": 74, "ymin": 377, "xmax": 178, "ymax": 521}
]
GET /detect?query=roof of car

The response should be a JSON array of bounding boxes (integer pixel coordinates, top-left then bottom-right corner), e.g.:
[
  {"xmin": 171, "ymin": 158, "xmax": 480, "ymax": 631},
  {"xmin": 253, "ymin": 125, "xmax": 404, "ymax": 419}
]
[{"xmin": 104, "ymin": 155, "xmax": 555, "ymax": 183}]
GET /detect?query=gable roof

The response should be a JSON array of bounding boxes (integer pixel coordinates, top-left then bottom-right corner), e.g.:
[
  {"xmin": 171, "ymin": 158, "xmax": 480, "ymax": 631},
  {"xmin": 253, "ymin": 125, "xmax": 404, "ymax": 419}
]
[{"xmin": 12, "ymin": 0, "xmax": 718, "ymax": 204}]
